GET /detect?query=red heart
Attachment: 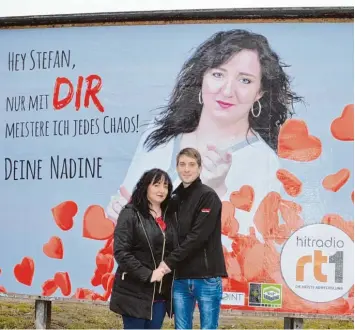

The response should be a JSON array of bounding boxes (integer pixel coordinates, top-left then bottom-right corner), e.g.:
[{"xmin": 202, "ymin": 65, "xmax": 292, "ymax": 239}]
[
  {"xmin": 51, "ymin": 201, "xmax": 78, "ymax": 231},
  {"xmin": 101, "ymin": 273, "xmax": 114, "ymax": 291},
  {"xmin": 92, "ymin": 292, "xmax": 105, "ymax": 301},
  {"xmin": 54, "ymin": 272, "xmax": 71, "ymax": 296},
  {"xmin": 0, "ymin": 268, "xmax": 2, "ymax": 275},
  {"xmin": 352, "ymin": 191, "xmax": 354, "ymax": 203},
  {"xmin": 221, "ymin": 201, "xmax": 239, "ymax": 239},
  {"xmin": 278, "ymin": 119, "xmax": 322, "ymax": 162},
  {"xmin": 276, "ymin": 169, "xmax": 302, "ymax": 197},
  {"xmin": 91, "ymin": 268, "xmax": 103, "ymax": 287},
  {"xmin": 42, "ymin": 279, "xmax": 58, "ymax": 296},
  {"xmin": 230, "ymin": 185, "xmax": 254, "ymax": 212},
  {"xmin": 253, "ymin": 192, "xmax": 281, "ymax": 240},
  {"xmin": 14, "ymin": 257, "xmax": 35, "ymax": 286},
  {"xmin": 74, "ymin": 288, "xmax": 94, "ymax": 300},
  {"xmin": 83, "ymin": 205, "xmax": 115, "ymax": 240},
  {"xmin": 331, "ymin": 104, "xmax": 354, "ymax": 141},
  {"xmin": 0, "ymin": 285, "xmax": 6, "ymax": 293},
  {"xmin": 322, "ymin": 168, "xmax": 350, "ymax": 192},
  {"xmin": 96, "ymin": 253, "xmax": 114, "ymax": 274},
  {"xmin": 98, "ymin": 237, "xmax": 113, "ymax": 256},
  {"xmin": 43, "ymin": 236, "xmax": 64, "ymax": 259},
  {"xmin": 103, "ymin": 275, "xmax": 114, "ymax": 301},
  {"xmin": 279, "ymin": 199, "xmax": 303, "ymax": 232}
]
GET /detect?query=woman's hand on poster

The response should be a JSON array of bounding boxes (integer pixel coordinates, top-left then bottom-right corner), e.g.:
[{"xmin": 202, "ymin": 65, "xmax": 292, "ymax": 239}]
[
  {"xmin": 200, "ymin": 144, "xmax": 232, "ymax": 198},
  {"xmin": 106, "ymin": 186, "xmax": 131, "ymax": 222}
]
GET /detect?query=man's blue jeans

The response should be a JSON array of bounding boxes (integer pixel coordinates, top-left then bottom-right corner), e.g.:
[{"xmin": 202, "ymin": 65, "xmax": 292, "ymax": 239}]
[{"xmin": 173, "ymin": 277, "xmax": 222, "ymax": 329}]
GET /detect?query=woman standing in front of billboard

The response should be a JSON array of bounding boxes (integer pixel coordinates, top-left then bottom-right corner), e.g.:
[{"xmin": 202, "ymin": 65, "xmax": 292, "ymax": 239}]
[
  {"xmin": 107, "ymin": 29, "xmax": 302, "ymax": 243},
  {"xmin": 110, "ymin": 168, "xmax": 177, "ymax": 329}
]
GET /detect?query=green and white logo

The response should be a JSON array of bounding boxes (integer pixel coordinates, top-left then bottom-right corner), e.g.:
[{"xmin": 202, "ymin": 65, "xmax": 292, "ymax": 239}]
[{"xmin": 262, "ymin": 284, "xmax": 282, "ymax": 306}]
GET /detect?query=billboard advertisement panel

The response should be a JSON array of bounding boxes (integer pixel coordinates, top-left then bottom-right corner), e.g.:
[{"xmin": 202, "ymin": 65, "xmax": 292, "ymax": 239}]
[{"xmin": 0, "ymin": 21, "xmax": 353, "ymax": 316}]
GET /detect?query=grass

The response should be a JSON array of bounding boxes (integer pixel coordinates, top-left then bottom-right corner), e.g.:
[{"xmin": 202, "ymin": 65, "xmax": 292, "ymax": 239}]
[{"xmin": 0, "ymin": 299, "xmax": 353, "ymax": 329}]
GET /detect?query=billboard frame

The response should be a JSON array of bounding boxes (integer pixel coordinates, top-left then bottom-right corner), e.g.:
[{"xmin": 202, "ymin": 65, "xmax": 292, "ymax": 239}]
[{"xmin": 0, "ymin": 6, "xmax": 353, "ymax": 329}]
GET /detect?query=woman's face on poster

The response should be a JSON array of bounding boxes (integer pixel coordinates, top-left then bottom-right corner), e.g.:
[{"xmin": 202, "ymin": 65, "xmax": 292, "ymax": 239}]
[{"xmin": 201, "ymin": 49, "xmax": 263, "ymax": 126}]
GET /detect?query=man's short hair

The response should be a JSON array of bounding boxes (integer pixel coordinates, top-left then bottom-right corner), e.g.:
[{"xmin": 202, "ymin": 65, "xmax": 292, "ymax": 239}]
[{"xmin": 176, "ymin": 147, "xmax": 202, "ymax": 167}]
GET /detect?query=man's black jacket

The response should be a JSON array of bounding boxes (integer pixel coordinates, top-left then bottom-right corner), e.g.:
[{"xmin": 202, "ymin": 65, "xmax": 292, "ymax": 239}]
[{"xmin": 164, "ymin": 177, "xmax": 228, "ymax": 279}]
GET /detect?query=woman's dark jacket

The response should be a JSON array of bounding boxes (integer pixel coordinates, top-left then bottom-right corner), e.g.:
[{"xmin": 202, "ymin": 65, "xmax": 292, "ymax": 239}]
[{"xmin": 109, "ymin": 204, "xmax": 178, "ymax": 320}]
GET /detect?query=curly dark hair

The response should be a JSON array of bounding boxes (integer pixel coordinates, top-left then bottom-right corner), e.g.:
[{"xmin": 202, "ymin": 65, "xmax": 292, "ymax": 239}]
[
  {"xmin": 130, "ymin": 168, "xmax": 173, "ymax": 218},
  {"xmin": 144, "ymin": 29, "xmax": 303, "ymax": 152}
]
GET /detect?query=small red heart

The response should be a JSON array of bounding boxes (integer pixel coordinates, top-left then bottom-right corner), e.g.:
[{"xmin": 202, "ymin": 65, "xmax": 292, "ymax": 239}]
[
  {"xmin": 322, "ymin": 168, "xmax": 350, "ymax": 192},
  {"xmin": 83, "ymin": 205, "xmax": 115, "ymax": 240},
  {"xmin": 54, "ymin": 272, "xmax": 71, "ymax": 296},
  {"xmin": 0, "ymin": 286, "xmax": 6, "ymax": 294},
  {"xmin": 42, "ymin": 279, "xmax": 58, "ymax": 296},
  {"xmin": 51, "ymin": 201, "xmax": 78, "ymax": 231},
  {"xmin": 230, "ymin": 185, "xmax": 254, "ymax": 212},
  {"xmin": 75, "ymin": 288, "xmax": 93, "ymax": 300},
  {"xmin": 0, "ymin": 268, "xmax": 2, "ymax": 275},
  {"xmin": 91, "ymin": 268, "xmax": 103, "ymax": 287},
  {"xmin": 14, "ymin": 257, "xmax": 35, "ymax": 286},
  {"xmin": 43, "ymin": 236, "xmax": 64, "ymax": 259},
  {"xmin": 352, "ymin": 191, "xmax": 354, "ymax": 203},
  {"xmin": 331, "ymin": 104, "xmax": 354, "ymax": 141},
  {"xmin": 92, "ymin": 292, "xmax": 105, "ymax": 301},
  {"xmin": 276, "ymin": 169, "xmax": 302, "ymax": 197},
  {"xmin": 101, "ymin": 273, "xmax": 114, "ymax": 291},
  {"xmin": 96, "ymin": 253, "xmax": 114, "ymax": 274}
]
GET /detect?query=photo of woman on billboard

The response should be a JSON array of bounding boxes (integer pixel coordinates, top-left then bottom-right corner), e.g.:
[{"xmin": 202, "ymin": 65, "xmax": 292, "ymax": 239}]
[{"xmin": 107, "ymin": 28, "xmax": 302, "ymax": 242}]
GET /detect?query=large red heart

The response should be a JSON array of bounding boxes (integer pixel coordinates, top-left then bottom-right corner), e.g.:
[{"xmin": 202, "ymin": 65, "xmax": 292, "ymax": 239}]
[
  {"xmin": 14, "ymin": 257, "xmax": 35, "ymax": 286},
  {"xmin": 54, "ymin": 272, "xmax": 71, "ymax": 296},
  {"xmin": 230, "ymin": 185, "xmax": 254, "ymax": 212},
  {"xmin": 83, "ymin": 205, "xmax": 115, "ymax": 240},
  {"xmin": 278, "ymin": 119, "xmax": 322, "ymax": 162},
  {"xmin": 43, "ymin": 236, "xmax": 64, "ymax": 259},
  {"xmin": 322, "ymin": 168, "xmax": 350, "ymax": 192},
  {"xmin": 42, "ymin": 279, "xmax": 58, "ymax": 296},
  {"xmin": 331, "ymin": 104, "xmax": 354, "ymax": 141},
  {"xmin": 51, "ymin": 201, "xmax": 78, "ymax": 231}
]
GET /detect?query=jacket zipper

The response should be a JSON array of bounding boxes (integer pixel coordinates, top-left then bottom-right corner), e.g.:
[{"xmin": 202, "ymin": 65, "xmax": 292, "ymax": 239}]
[
  {"xmin": 158, "ymin": 206, "xmax": 167, "ymax": 294},
  {"xmin": 204, "ymin": 248, "xmax": 209, "ymax": 271},
  {"xmin": 136, "ymin": 212, "xmax": 157, "ymax": 321},
  {"xmin": 169, "ymin": 270, "xmax": 176, "ymax": 318}
]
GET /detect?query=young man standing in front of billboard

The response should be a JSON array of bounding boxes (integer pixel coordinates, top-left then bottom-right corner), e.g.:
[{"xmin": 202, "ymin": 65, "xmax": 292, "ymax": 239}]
[{"xmin": 158, "ymin": 147, "xmax": 228, "ymax": 329}]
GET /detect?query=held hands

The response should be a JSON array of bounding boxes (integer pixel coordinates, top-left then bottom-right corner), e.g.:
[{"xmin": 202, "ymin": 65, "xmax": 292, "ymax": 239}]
[
  {"xmin": 200, "ymin": 144, "xmax": 232, "ymax": 198},
  {"xmin": 150, "ymin": 262, "xmax": 172, "ymax": 283}
]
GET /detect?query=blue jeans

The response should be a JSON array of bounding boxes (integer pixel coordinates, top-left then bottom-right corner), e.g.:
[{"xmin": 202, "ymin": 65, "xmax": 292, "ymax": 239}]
[
  {"xmin": 173, "ymin": 278, "xmax": 222, "ymax": 329},
  {"xmin": 122, "ymin": 301, "xmax": 166, "ymax": 329}
]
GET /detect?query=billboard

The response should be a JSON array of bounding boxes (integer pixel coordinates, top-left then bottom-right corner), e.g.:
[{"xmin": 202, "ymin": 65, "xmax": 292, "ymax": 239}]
[{"xmin": 0, "ymin": 20, "xmax": 353, "ymax": 316}]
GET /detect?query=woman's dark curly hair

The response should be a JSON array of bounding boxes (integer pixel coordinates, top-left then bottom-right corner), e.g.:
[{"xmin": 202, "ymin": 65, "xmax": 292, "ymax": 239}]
[
  {"xmin": 144, "ymin": 29, "xmax": 303, "ymax": 152},
  {"xmin": 130, "ymin": 168, "xmax": 173, "ymax": 218}
]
